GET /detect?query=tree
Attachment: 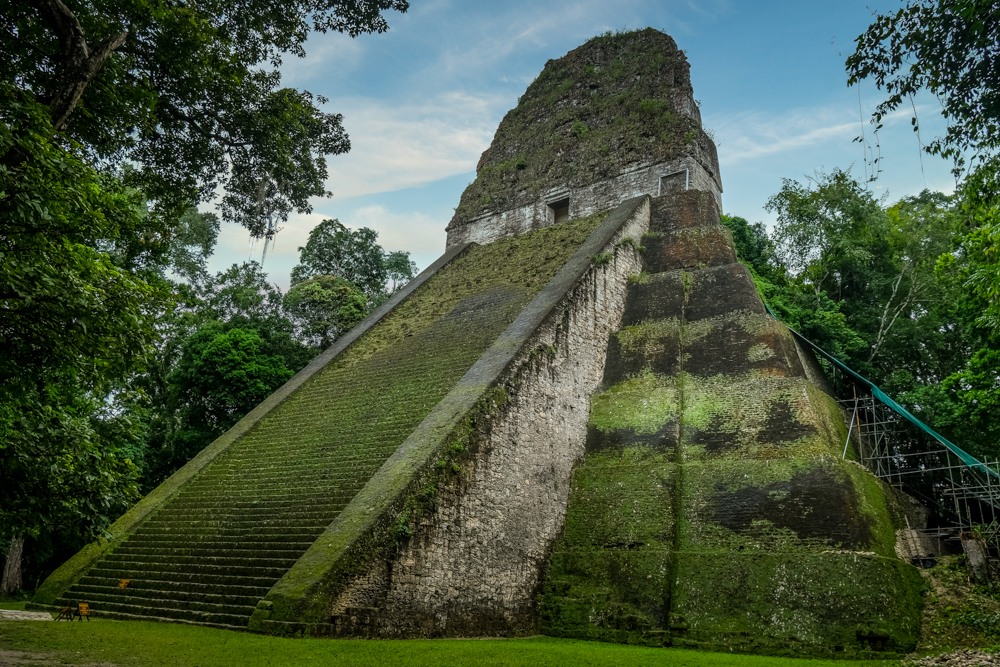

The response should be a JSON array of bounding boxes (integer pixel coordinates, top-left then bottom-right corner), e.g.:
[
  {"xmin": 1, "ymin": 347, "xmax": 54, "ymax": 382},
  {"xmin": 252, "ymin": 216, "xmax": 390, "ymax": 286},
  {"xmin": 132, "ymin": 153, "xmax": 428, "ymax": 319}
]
[
  {"xmin": 1, "ymin": 536, "xmax": 24, "ymax": 595},
  {"xmin": 847, "ymin": 0, "xmax": 1000, "ymax": 333},
  {"xmin": 724, "ymin": 211, "xmax": 867, "ymax": 365},
  {"xmin": 1, "ymin": 99, "xmax": 154, "ymax": 574},
  {"xmin": 167, "ymin": 208, "xmax": 221, "ymax": 283},
  {"xmin": 2, "ymin": 0, "xmax": 408, "ymax": 235},
  {"xmin": 167, "ymin": 324, "xmax": 294, "ymax": 458},
  {"xmin": 384, "ymin": 250, "xmax": 420, "ymax": 294},
  {"xmin": 729, "ymin": 172, "xmax": 998, "ymax": 458},
  {"xmin": 767, "ymin": 169, "xmax": 890, "ymax": 301},
  {"xmin": 952, "ymin": 165, "xmax": 1000, "ymax": 332},
  {"xmin": 291, "ymin": 219, "xmax": 387, "ymax": 295},
  {"xmin": 721, "ymin": 214, "xmax": 780, "ymax": 282},
  {"xmin": 762, "ymin": 170, "xmax": 968, "ymax": 386},
  {"xmin": 290, "ymin": 218, "xmax": 418, "ymax": 305},
  {"xmin": 283, "ymin": 275, "xmax": 368, "ymax": 350},
  {"xmin": 846, "ymin": 0, "xmax": 1000, "ymax": 168},
  {"xmin": 1, "ymin": 0, "xmax": 408, "ymax": 588}
]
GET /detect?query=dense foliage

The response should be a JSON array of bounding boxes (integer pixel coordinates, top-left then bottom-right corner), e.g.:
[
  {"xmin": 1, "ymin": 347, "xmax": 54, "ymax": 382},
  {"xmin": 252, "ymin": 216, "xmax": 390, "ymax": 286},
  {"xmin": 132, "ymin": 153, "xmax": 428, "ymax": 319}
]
[
  {"xmin": 846, "ymin": 0, "xmax": 999, "ymax": 168},
  {"xmin": 723, "ymin": 170, "xmax": 997, "ymax": 462},
  {"xmin": 1, "ymin": 0, "xmax": 407, "ymax": 591},
  {"xmin": 2, "ymin": 0, "xmax": 407, "ymax": 235},
  {"xmin": 139, "ymin": 230, "xmax": 416, "ymax": 492},
  {"xmin": 847, "ymin": 0, "xmax": 1000, "ymax": 333}
]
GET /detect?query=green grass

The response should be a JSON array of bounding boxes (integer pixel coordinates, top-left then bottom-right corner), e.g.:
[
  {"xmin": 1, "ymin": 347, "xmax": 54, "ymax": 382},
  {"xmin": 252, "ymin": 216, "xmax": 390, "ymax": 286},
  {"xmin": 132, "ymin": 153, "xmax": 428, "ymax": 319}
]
[
  {"xmin": 0, "ymin": 619, "xmax": 898, "ymax": 666},
  {"xmin": 0, "ymin": 601, "xmax": 27, "ymax": 610}
]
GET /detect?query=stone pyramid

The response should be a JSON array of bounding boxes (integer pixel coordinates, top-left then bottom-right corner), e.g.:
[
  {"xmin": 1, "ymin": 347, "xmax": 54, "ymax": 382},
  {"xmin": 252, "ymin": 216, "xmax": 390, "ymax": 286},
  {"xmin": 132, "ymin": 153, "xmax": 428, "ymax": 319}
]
[{"xmin": 33, "ymin": 28, "xmax": 922, "ymax": 658}]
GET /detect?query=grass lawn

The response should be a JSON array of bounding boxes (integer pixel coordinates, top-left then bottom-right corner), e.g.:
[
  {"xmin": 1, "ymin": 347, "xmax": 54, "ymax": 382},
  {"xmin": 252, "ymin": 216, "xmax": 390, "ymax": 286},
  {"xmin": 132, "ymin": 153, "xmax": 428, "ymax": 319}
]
[{"xmin": 0, "ymin": 618, "xmax": 900, "ymax": 667}]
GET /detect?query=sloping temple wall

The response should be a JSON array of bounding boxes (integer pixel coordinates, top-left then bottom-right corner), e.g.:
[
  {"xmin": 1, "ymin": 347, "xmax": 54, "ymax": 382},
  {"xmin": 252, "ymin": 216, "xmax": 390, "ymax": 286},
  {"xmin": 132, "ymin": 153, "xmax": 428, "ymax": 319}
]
[
  {"xmin": 297, "ymin": 200, "xmax": 650, "ymax": 637},
  {"xmin": 537, "ymin": 190, "xmax": 923, "ymax": 656}
]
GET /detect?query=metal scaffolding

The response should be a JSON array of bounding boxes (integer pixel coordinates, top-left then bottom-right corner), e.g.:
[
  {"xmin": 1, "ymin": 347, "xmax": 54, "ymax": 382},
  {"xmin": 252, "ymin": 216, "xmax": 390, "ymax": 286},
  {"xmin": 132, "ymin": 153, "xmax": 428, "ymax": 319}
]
[
  {"xmin": 840, "ymin": 391, "xmax": 1000, "ymax": 531},
  {"xmin": 767, "ymin": 308, "xmax": 1000, "ymax": 538}
]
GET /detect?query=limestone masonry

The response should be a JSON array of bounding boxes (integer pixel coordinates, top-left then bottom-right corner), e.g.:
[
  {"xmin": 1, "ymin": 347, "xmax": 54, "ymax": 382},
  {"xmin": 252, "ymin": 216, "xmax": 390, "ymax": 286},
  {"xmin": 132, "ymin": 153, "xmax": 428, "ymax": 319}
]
[{"xmin": 32, "ymin": 28, "xmax": 924, "ymax": 658}]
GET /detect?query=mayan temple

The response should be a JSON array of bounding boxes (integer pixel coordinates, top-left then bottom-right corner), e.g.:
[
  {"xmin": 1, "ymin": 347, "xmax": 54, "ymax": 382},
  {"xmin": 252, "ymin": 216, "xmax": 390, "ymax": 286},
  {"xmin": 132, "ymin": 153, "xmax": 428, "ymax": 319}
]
[{"xmin": 32, "ymin": 29, "xmax": 923, "ymax": 657}]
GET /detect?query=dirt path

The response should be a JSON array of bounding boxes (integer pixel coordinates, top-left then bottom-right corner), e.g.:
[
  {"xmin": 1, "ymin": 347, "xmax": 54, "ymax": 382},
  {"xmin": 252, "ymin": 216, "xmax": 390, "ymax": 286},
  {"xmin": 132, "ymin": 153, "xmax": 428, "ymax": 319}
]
[{"xmin": 0, "ymin": 649, "xmax": 119, "ymax": 666}]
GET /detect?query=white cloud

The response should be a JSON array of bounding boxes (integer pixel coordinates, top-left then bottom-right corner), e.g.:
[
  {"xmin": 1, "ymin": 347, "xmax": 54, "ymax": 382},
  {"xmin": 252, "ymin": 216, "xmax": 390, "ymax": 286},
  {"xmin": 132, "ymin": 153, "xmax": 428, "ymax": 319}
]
[
  {"xmin": 708, "ymin": 103, "xmax": 919, "ymax": 167},
  {"xmin": 280, "ymin": 34, "xmax": 367, "ymax": 87},
  {"xmin": 346, "ymin": 205, "xmax": 445, "ymax": 257},
  {"xmin": 709, "ymin": 107, "xmax": 858, "ymax": 166},
  {"xmin": 321, "ymin": 92, "xmax": 505, "ymax": 199}
]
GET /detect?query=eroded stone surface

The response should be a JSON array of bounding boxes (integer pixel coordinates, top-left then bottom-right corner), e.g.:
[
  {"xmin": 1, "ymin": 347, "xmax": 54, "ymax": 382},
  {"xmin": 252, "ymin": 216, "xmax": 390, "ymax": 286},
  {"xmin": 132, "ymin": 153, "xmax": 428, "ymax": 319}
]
[
  {"xmin": 446, "ymin": 29, "xmax": 721, "ymax": 248},
  {"xmin": 537, "ymin": 189, "xmax": 923, "ymax": 655}
]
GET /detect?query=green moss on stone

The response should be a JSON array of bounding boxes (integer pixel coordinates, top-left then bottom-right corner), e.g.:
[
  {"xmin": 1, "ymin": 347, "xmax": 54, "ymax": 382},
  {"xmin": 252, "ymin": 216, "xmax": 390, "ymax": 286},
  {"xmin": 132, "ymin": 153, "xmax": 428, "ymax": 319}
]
[
  {"xmin": 615, "ymin": 319, "xmax": 678, "ymax": 356},
  {"xmin": 539, "ymin": 548, "xmax": 672, "ymax": 646},
  {"xmin": 590, "ymin": 370, "xmax": 678, "ymax": 435},
  {"xmin": 540, "ymin": 445, "xmax": 676, "ymax": 646},
  {"xmin": 671, "ymin": 552, "xmax": 923, "ymax": 656},
  {"xmin": 563, "ymin": 449, "xmax": 676, "ymax": 548},
  {"xmin": 452, "ymin": 29, "xmax": 714, "ymax": 223}
]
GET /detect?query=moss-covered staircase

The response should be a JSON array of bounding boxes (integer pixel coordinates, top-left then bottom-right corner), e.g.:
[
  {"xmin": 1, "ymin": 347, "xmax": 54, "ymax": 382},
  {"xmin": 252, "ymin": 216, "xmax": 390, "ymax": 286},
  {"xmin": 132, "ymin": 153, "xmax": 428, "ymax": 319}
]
[{"xmin": 34, "ymin": 214, "xmax": 608, "ymax": 629}]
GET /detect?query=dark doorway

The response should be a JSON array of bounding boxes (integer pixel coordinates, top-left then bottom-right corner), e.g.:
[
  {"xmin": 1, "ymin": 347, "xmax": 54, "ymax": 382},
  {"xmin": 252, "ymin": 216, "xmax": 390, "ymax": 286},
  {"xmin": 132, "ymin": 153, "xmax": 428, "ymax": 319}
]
[
  {"xmin": 660, "ymin": 170, "xmax": 688, "ymax": 195},
  {"xmin": 549, "ymin": 197, "xmax": 570, "ymax": 224}
]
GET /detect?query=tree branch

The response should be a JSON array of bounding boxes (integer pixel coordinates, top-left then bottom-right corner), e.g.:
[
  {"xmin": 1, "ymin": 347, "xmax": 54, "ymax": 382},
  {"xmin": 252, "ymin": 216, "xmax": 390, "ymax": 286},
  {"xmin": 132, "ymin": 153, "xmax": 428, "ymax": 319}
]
[{"xmin": 33, "ymin": 0, "xmax": 127, "ymax": 131}]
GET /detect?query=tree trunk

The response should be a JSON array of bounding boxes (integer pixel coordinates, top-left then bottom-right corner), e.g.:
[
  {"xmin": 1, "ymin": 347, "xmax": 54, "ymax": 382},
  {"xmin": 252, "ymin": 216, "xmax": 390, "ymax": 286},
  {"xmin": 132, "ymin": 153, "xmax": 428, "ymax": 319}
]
[
  {"xmin": 34, "ymin": 0, "xmax": 127, "ymax": 132},
  {"xmin": 1, "ymin": 535, "xmax": 24, "ymax": 595}
]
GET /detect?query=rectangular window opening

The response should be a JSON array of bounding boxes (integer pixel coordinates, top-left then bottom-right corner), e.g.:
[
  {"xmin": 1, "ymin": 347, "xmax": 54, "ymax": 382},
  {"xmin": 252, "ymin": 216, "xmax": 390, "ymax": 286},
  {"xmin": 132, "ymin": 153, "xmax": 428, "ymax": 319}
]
[
  {"xmin": 548, "ymin": 197, "xmax": 570, "ymax": 224},
  {"xmin": 659, "ymin": 170, "xmax": 689, "ymax": 195}
]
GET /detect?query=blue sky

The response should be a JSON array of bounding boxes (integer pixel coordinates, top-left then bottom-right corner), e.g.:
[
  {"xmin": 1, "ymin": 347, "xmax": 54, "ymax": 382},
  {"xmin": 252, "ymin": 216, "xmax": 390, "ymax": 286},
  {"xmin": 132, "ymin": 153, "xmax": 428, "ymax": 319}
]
[{"xmin": 209, "ymin": 0, "xmax": 958, "ymax": 289}]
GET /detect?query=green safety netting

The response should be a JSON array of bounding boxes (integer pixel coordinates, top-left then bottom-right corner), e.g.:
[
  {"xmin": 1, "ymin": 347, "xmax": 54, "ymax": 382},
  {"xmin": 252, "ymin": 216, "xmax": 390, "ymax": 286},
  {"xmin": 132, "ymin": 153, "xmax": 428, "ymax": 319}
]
[{"xmin": 764, "ymin": 304, "xmax": 997, "ymax": 478}]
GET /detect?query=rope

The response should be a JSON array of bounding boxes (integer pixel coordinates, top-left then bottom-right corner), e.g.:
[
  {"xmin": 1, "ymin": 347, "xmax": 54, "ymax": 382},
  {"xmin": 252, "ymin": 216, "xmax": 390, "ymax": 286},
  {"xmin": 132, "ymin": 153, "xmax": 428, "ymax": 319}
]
[{"xmin": 763, "ymin": 303, "xmax": 997, "ymax": 478}]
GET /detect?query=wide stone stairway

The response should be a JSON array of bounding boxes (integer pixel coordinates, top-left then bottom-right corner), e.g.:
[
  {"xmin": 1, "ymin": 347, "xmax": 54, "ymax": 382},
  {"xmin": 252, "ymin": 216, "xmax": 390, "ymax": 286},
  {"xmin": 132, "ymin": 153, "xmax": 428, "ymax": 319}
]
[{"xmin": 48, "ymin": 217, "xmax": 604, "ymax": 628}]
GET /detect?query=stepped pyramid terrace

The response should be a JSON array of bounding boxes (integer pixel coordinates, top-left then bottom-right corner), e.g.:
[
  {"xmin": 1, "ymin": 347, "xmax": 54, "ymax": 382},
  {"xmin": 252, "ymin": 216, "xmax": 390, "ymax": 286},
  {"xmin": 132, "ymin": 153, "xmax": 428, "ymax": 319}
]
[{"xmin": 32, "ymin": 28, "xmax": 925, "ymax": 657}]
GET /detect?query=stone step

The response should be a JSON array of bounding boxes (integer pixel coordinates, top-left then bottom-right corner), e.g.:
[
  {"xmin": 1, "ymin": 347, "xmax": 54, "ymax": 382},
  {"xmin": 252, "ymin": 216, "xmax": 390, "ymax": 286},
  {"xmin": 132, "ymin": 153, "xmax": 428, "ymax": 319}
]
[
  {"xmin": 120, "ymin": 538, "xmax": 314, "ymax": 552},
  {"xmin": 167, "ymin": 496, "xmax": 336, "ymax": 511},
  {"xmin": 128, "ymin": 529, "xmax": 321, "ymax": 544},
  {"xmin": 100, "ymin": 553, "xmax": 298, "ymax": 569},
  {"xmin": 63, "ymin": 586, "xmax": 259, "ymax": 616},
  {"xmin": 210, "ymin": 449, "xmax": 399, "ymax": 465},
  {"xmin": 26, "ymin": 603, "xmax": 248, "ymax": 632},
  {"xmin": 143, "ymin": 509, "xmax": 336, "ymax": 524},
  {"xmin": 69, "ymin": 584, "xmax": 260, "ymax": 608},
  {"xmin": 177, "ymin": 475, "xmax": 372, "ymax": 493},
  {"xmin": 132, "ymin": 524, "xmax": 321, "ymax": 538},
  {"xmin": 199, "ymin": 456, "xmax": 399, "ymax": 476},
  {"xmin": 112, "ymin": 546, "xmax": 305, "ymax": 560},
  {"xmin": 187, "ymin": 466, "xmax": 366, "ymax": 483},
  {"xmin": 642, "ymin": 229, "xmax": 735, "ymax": 273},
  {"xmin": 52, "ymin": 597, "xmax": 251, "ymax": 627},
  {"xmin": 166, "ymin": 486, "xmax": 357, "ymax": 503},
  {"xmin": 137, "ymin": 517, "xmax": 332, "ymax": 531},
  {"xmin": 90, "ymin": 561, "xmax": 287, "ymax": 579},
  {"xmin": 78, "ymin": 576, "xmax": 270, "ymax": 598}
]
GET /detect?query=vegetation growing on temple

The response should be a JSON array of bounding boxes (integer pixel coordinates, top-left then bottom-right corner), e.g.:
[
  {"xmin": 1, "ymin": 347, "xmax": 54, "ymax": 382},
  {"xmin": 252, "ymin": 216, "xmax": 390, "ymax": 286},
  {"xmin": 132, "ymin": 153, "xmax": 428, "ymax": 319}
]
[{"xmin": 452, "ymin": 29, "xmax": 716, "ymax": 223}]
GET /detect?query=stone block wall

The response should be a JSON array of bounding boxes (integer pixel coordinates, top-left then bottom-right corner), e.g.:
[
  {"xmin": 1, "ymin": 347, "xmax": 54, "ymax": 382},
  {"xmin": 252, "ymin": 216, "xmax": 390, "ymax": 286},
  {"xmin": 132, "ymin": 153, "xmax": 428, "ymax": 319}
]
[
  {"xmin": 33, "ymin": 211, "xmax": 609, "ymax": 629},
  {"xmin": 447, "ymin": 156, "xmax": 720, "ymax": 249}
]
